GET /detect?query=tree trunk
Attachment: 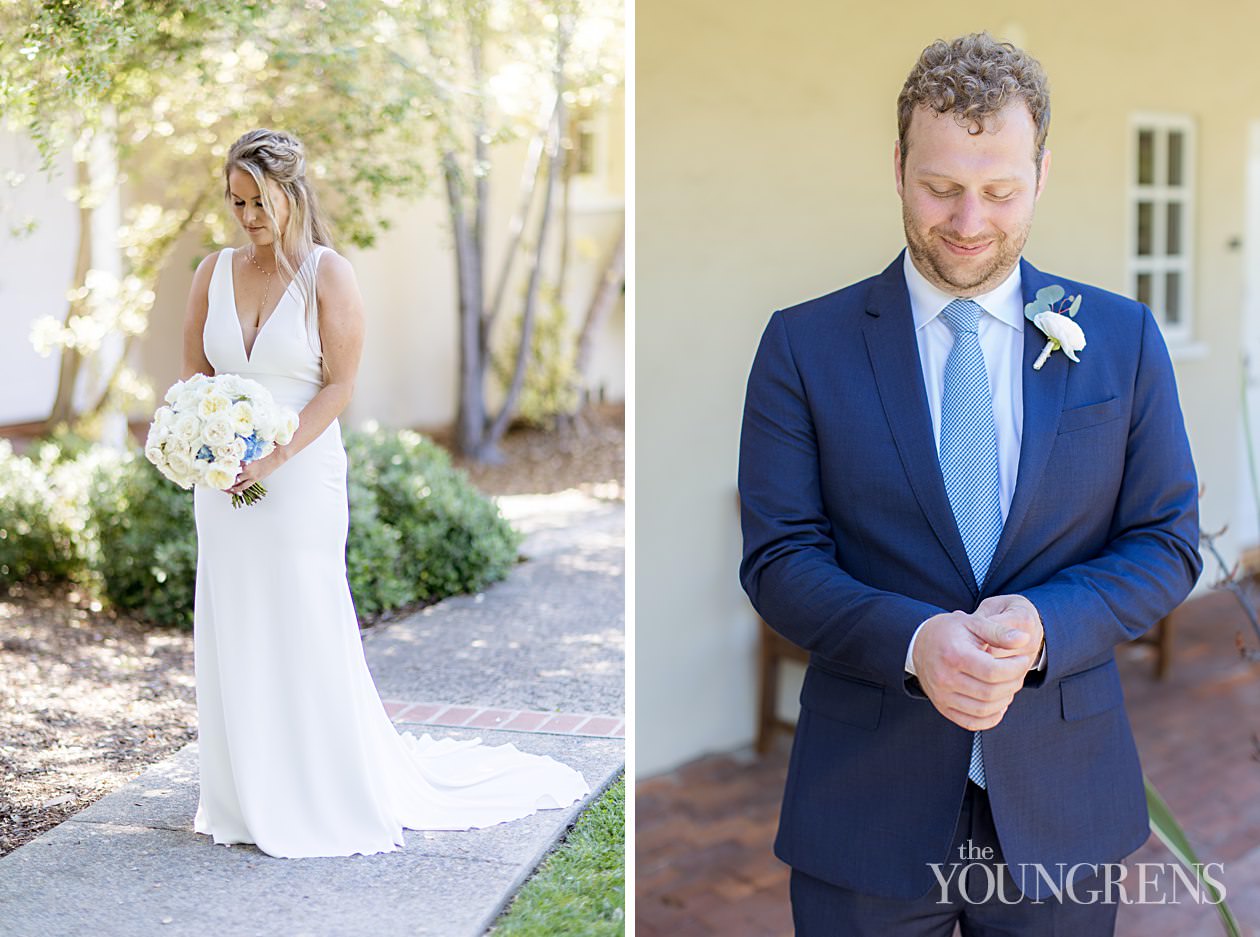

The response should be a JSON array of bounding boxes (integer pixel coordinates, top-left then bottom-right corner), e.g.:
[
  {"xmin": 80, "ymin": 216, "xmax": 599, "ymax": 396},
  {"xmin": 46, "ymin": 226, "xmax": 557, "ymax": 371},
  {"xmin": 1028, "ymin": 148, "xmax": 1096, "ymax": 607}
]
[
  {"xmin": 483, "ymin": 17, "xmax": 572, "ymax": 450},
  {"xmin": 557, "ymin": 106, "xmax": 574, "ymax": 293},
  {"xmin": 485, "ymin": 91, "xmax": 563, "ymax": 449},
  {"xmin": 486, "ymin": 98, "xmax": 557, "ymax": 337},
  {"xmin": 445, "ymin": 153, "xmax": 489, "ymax": 459},
  {"xmin": 45, "ymin": 151, "xmax": 93, "ymax": 430},
  {"xmin": 470, "ymin": 27, "xmax": 490, "ymax": 368},
  {"xmin": 574, "ymin": 225, "xmax": 625, "ymax": 389}
]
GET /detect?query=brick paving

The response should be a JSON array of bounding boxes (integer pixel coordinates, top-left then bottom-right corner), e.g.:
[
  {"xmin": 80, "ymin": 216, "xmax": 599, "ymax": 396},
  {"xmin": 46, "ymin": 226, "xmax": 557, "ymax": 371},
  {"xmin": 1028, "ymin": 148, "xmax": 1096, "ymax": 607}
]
[
  {"xmin": 383, "ymin": 698, "xmax": 625, "ymax": 738},
  {"xmin": 636, "ymin": 588, "xmax": 1260, "ymax": 936}
]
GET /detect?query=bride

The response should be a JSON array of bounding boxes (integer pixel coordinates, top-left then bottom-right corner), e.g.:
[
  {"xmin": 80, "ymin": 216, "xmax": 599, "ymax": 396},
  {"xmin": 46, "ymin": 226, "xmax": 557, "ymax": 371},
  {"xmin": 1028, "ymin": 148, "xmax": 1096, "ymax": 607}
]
[{"xmin": 179, "ymin": 128, "xmax": 589, "ymax": 858}]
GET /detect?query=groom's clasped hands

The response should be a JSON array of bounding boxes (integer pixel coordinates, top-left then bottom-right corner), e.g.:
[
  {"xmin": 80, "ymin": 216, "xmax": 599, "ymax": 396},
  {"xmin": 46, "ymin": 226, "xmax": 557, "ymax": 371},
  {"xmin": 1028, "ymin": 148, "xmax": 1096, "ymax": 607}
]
[{"xmin": 911, "ymin": 594, "xmax": 1045, "ymax": 732}]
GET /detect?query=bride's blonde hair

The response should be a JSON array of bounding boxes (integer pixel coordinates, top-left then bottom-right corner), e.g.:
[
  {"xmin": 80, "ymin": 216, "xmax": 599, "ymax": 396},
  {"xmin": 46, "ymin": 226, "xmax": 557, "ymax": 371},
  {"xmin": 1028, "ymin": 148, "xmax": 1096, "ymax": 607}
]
[{"xmin": 223, "ymin": 129, "xmax": 335, "ymax": 358}]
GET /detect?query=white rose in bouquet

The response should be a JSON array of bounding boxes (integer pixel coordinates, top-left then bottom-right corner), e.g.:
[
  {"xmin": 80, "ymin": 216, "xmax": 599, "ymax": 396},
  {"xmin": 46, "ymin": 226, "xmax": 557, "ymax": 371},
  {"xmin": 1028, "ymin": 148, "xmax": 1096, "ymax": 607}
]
[
  {"xmin": 145, "ymin": 420, "xmax": 169, "ymax": 447},
  {"xmin": 276, "ymin": 411, "xmax": 300, "ymax": 446},
  {"xmin": 197, "ymin": 390, "xmax": 233, "ymax": 420},
  {"xmin": 253, "ymin": 408, "xmax": 278, "ymax": 440},
  {"xmin": 164, "ymin": 374, "xmax": 208, "ymax": 405},
  {"xmin": 164, "ymin": 448, "xmax": 196, "ymax": 488},
  {"xmin": 215, "ymin": 437, "xmax": 248, "ymax": 463},
  {"xmin": 229, "ymin": 401, "xmax": 256, "ymax": 435},
  {"xmin": 172, "ymin": 412, "xmax": 200, "ymax": 444},
  {"xmin": 204, "ymin": 462, "xmax": 240, "ymax": 490},
  {"xmin": 202, "ymin": 415, "xmax": 235, "ymax": 448},
  {"xmin": 216, "ymin": 373, "xmax": 245, "ymax": 398}
]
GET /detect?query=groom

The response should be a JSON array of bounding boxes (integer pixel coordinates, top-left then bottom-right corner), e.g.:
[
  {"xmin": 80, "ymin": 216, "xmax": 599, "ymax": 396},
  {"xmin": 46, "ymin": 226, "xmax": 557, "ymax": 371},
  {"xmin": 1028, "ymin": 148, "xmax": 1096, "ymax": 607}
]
[{"xmin": 737, "ymin": 33, "xmax": 1202, "ymax": 935}]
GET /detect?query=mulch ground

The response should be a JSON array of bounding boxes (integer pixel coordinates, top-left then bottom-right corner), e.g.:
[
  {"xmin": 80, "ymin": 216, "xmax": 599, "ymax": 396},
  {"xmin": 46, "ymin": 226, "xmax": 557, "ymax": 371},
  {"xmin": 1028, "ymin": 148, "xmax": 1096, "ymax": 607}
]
[
  {"xmin": 0, "ymin": 585, "xmax": 198, "ymax": 857},
  {"xmin": 0, "ymin": 402, "xmax": 624, "ymax": 858},
  {"xmin": 440, "ymin": 402, "xmax": 625, "ymax": 500}
]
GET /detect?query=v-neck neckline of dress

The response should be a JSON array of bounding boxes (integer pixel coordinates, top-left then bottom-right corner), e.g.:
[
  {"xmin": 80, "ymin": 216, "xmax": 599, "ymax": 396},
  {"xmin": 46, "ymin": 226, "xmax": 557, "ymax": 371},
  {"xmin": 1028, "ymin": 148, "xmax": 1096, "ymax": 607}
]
[{"xmin": 228, "ymin": 246, "xmax": 316, "ymax": 364}]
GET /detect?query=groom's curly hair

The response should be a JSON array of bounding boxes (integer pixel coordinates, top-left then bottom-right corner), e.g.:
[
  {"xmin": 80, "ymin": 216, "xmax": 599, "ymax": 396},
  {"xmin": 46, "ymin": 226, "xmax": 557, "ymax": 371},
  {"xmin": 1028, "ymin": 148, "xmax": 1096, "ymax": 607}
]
[{"xmin": 898, "ymin": 32, "xmax": 1051, "ymax": 177}]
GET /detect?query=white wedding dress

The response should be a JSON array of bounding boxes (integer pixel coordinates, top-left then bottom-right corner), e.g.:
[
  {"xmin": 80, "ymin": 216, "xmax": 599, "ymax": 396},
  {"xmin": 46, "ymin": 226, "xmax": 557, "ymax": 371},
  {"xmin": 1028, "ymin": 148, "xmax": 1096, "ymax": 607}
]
[{"xmin": 191, "ymin": 245, "xmax": 590, "ymax": 858}]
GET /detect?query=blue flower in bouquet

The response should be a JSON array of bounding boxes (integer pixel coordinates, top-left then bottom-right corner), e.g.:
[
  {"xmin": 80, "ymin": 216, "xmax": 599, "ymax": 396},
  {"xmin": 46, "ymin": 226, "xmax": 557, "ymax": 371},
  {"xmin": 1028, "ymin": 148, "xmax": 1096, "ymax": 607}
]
[
  {"xmin": 242, "ymin": 432, "xmax": 264, "ymax": 462},
  {"xmin": 196, "ymin": 444, "xmax": 214, "ymax": 462}
]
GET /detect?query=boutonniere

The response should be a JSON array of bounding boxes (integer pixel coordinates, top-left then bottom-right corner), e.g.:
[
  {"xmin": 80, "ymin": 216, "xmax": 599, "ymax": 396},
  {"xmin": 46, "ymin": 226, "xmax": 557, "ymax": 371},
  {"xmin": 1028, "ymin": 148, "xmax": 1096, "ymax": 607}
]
[{"xmin": 1024, "ymin": 285, "xmax": 1085, "ymax": 370}]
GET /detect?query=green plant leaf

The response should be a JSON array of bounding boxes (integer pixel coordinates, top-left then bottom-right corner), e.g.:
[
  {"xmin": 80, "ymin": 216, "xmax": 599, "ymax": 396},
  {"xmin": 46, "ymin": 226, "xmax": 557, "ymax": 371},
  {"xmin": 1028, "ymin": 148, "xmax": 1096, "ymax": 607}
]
[
  {"xmin": 1036, "ymin": 284, "xmax": 1065, "ymax": 305},
  {"xmin": 1068, "ymin": 294, "xmax": 1082, "ymax": 318},
  {"xmin": 1146, "ymin": 776, "xmax": 1241, "ymax": 937},
  {"xmin": 1024, "ymin": 299, "xmax": 1050, "ymax": 323}
]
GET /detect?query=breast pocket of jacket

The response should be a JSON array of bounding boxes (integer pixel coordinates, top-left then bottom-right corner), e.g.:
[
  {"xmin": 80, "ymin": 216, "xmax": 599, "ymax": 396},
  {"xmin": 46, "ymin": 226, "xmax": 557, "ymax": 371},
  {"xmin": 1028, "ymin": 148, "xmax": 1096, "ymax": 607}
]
[
  {"xmin": 800, "ymin": 664, "xmax": 884, "ymax": 730},
  {"xmin": 1060, "ymin": 658, "xmax": 1125, "ymax": 721},
  {"xmin": 1057, "ymin": 396, "xmax": 1126, "ymax": 435}
]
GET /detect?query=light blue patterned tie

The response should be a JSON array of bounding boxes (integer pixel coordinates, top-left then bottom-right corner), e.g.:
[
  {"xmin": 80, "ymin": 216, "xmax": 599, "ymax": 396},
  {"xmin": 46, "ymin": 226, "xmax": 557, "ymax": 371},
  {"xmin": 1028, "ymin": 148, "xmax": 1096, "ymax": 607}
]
[{"xmin": 938, "ymin": 298, "xmax": 1004, "ymax": 790}]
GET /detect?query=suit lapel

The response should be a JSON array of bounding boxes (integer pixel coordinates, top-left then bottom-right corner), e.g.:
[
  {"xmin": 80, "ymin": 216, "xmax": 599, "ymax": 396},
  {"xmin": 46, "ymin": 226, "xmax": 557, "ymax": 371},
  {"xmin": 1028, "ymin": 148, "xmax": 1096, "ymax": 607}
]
[
  {"xmin": 980, "ymin": 257, "xmax": 1069, "ymax": 591},
  {"xmin": 862, "ymin": 252, "xmax": 976, "ymax": 594}
]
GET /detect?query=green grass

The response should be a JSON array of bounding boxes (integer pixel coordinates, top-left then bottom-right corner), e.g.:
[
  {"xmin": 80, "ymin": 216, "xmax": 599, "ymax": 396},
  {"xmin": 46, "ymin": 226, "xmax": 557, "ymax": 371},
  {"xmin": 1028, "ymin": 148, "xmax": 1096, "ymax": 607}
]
[{"xmin": 490, "ymin": 771, "xmax": 626, "ymax": 936}]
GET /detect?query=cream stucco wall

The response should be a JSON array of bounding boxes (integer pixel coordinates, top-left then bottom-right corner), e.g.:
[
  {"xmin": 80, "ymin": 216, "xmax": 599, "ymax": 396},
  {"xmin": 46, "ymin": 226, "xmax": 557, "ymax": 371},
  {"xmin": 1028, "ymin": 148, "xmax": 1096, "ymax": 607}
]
[{"xmin": 638, "ymin": 1, "xmax": 1256, "ymax": 776}]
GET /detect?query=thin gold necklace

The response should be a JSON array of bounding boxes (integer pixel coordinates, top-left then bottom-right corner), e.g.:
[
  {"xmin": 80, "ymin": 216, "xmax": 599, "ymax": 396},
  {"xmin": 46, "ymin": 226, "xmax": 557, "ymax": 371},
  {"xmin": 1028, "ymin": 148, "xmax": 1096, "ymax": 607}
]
[{"xmin": 246, "ymin": 246, "xmax": 275, "ymax": 324}]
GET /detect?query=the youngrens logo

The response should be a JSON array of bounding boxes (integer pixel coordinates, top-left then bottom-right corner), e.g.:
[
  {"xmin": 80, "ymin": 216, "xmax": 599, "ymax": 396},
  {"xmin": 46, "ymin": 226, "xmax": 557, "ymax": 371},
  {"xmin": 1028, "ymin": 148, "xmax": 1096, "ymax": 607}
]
[{"xmin": 928, "ymin": 842, "xmax": 1228, "ymax": 906}]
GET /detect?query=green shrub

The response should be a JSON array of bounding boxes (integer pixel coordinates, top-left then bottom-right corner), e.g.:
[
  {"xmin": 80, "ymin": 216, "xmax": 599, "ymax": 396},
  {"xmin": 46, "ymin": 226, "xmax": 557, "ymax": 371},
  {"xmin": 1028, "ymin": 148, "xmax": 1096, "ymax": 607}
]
[
  {"xmin": 86, "ymin": 451, "xmax": 197, "ymax": 628},
  {"xmin": 345, "ymin": 472, "xmax": 411, "ymax": 617},
  {"xmin": 28, "ymin": 425, "xmax": 98, "ymax": 465},
  {"xmin": 0, "ymin": 425, "xmax": 520, "ymax": 628},
  {"xmin": 345, "ymin": 425, "xmax": 522, "ymax": 603},
  {"xmin": 0, "ymin": 438, "xmax": 96, "ymax": 585}
]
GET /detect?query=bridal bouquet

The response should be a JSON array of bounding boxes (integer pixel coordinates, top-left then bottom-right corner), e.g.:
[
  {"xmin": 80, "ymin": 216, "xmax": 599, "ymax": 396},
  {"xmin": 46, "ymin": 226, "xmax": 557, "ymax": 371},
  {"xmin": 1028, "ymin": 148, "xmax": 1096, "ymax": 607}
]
[{"xmin": 145, "ymin": 373, "xmax": 299, "ymax": 508}]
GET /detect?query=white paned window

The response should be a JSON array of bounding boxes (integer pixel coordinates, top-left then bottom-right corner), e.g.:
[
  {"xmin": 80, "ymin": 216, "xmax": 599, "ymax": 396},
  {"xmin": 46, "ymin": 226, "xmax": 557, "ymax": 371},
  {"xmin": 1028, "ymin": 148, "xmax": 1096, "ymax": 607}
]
[
  {"xmin": 567, "ymin": 102, "xmax": 622, "ymax": 212},
  {"xmin": 1128, "ymin": 114, "xmax": 1195, "ymax": 344}
]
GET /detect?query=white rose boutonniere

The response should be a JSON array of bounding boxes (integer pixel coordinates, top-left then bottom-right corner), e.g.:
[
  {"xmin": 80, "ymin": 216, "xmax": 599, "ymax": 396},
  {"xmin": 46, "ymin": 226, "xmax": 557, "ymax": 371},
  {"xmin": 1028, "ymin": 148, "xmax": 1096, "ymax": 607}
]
[{"xmin": 1025, "ymin": 285, "xmax": 1085, "ymax": 370}]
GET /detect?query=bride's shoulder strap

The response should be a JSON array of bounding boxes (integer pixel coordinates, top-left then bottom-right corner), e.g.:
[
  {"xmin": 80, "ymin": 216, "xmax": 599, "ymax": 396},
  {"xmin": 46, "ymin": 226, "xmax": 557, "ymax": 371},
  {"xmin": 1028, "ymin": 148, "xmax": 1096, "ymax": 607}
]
[
  {"xmin": 206, "ymin": 246, "xmax": 233, "ymax": 299},
  {"xmin": 303, "ymin": 245, "xmax": 334, "ymax": 358}
]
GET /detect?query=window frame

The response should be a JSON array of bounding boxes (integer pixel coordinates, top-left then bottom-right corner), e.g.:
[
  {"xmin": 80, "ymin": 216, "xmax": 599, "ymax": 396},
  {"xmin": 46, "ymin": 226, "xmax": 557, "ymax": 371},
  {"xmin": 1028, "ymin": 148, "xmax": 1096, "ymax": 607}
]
[{"xmin": 1126, "ymin": 112, "xmax": 1196, "ymax": 347}]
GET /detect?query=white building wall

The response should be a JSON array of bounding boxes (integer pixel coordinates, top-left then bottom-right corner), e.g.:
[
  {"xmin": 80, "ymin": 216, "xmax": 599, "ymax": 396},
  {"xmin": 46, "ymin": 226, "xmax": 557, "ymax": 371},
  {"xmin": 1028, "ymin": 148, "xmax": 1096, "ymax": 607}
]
[{"xmin": 0, "ymin": 130, "xmax": 80, "ymax": 425}]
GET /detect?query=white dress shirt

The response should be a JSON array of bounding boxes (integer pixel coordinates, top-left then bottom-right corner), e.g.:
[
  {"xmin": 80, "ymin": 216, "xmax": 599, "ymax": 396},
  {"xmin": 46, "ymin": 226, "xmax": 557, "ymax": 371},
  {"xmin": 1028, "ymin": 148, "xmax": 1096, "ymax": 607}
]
[{"xmin": 899, "ymin": 251, "xmax": 1047, "ymax": 675}]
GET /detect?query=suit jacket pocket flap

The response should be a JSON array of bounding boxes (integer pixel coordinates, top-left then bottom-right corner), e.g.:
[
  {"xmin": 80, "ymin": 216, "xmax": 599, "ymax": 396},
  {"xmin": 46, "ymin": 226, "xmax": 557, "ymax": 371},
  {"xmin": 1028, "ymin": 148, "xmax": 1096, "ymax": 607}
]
[
  {"xmin": 1060, "ymin": 658, "xmax": 1124, "ymax": 720},
  {"xmin": 801, "ymin": 665, "xmax": 884, "ymax": 730},
  {"xmin": 1057, "ymin": 396, "xmax": 1124, "ymax": 434}
]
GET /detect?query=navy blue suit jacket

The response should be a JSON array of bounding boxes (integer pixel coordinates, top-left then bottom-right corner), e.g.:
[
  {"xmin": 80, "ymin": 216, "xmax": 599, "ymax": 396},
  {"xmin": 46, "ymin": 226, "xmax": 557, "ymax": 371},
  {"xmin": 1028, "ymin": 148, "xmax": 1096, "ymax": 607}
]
[{"xmin": 737, "ymin": 252, "xmax": 1202, "ymax": 901}]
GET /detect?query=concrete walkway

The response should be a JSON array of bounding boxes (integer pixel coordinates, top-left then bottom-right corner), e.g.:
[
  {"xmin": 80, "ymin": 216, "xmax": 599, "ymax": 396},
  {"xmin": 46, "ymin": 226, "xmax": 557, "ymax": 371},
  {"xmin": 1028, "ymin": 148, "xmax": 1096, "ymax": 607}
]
[{"xmin": 0, "ymin": 491, "xmax": 625, "ymax": 937}]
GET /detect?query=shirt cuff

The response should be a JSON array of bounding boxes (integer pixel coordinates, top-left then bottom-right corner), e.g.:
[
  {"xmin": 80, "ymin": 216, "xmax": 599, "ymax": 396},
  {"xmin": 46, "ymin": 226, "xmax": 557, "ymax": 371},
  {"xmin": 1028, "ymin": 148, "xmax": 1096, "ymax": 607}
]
[
  {"xmin": 905, "ymin": 620, "xmax": 928, "ymax": 676},
  {"xmin": 1032, "ymin": 638, "xmax": 1047, "ymax": 671}
]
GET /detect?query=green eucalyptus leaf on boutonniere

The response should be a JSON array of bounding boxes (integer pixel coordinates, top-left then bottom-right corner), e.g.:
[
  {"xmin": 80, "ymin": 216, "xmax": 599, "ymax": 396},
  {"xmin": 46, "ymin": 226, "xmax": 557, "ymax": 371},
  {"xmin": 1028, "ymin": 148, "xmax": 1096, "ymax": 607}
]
[
  {"xmin": 1036, "ymin": 284, "xmax": 1065, "ymax": 305},
  {"xmin": 1031, "ymin": 285, "xmax": 1087, "ymax": 370},
  {"xmin": 1024, "ymin": 285, "xmax": 1066, "ymax": 323}
]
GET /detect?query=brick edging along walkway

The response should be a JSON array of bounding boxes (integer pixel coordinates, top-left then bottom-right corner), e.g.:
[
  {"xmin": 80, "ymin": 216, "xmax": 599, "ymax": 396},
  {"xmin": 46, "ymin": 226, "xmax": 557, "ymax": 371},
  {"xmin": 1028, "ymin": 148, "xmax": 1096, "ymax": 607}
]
[{"xmin": 383, "ymin": 699, "xmax": 625, "ymax": 739}]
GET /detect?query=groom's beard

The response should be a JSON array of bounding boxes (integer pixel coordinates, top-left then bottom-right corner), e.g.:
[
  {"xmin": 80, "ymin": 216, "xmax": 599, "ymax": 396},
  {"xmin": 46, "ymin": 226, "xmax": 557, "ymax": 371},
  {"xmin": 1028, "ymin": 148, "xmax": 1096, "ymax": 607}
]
[{"xmin": 902, "ymin": 206, "xmax": 1031, "ymax": 298}]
